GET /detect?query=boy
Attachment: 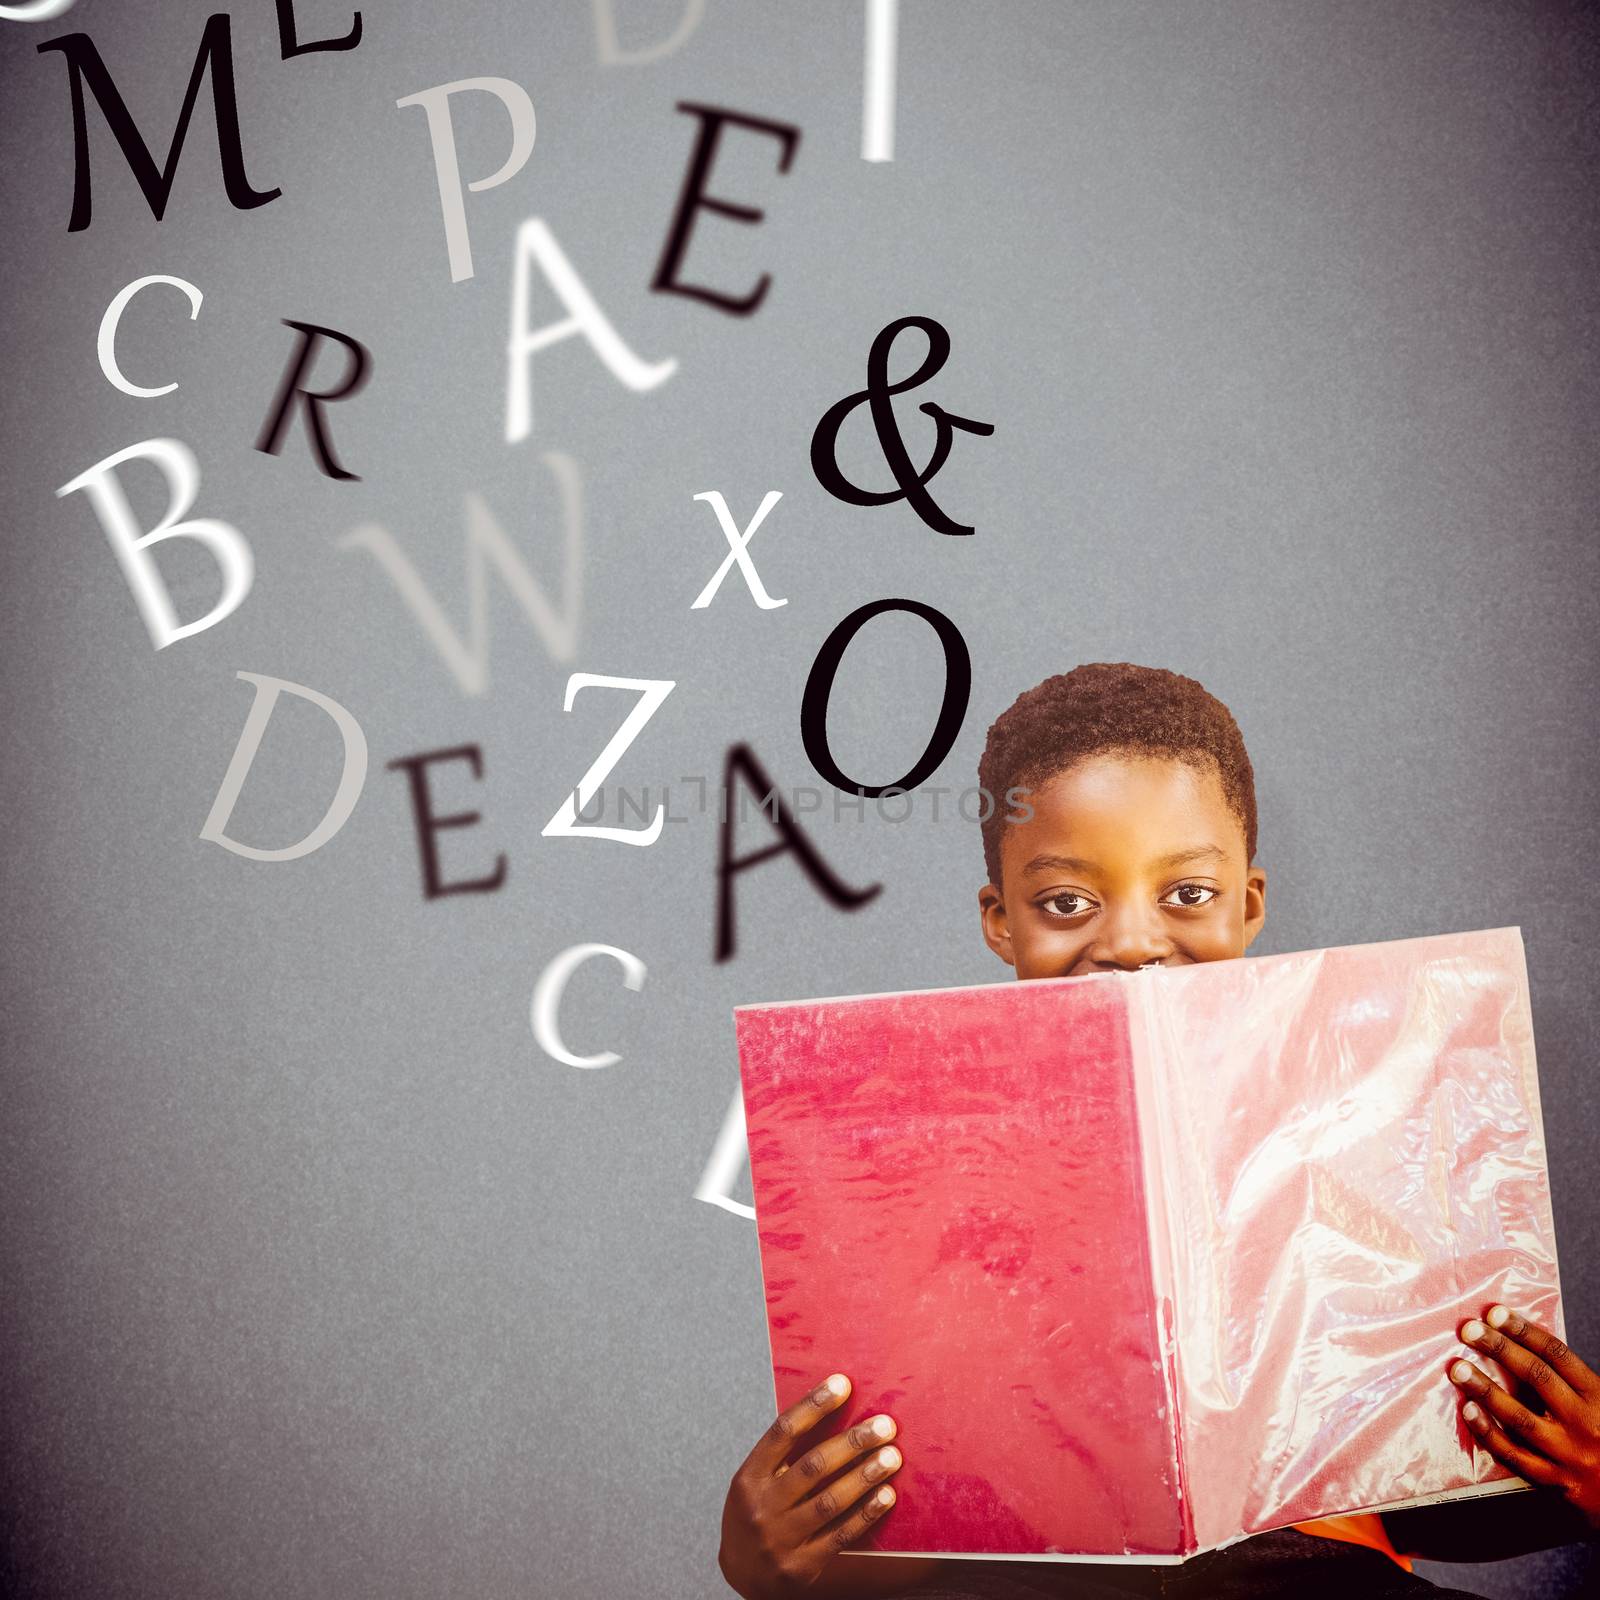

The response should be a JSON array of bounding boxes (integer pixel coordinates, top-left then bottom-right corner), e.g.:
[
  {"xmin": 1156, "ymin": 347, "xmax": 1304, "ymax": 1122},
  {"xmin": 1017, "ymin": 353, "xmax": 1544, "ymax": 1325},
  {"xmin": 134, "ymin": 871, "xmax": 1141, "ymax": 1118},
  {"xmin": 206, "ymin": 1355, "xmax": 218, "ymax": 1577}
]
[{"xmin": 718, "ymin": 665, "xmax": 1600, "ymax": 1598}]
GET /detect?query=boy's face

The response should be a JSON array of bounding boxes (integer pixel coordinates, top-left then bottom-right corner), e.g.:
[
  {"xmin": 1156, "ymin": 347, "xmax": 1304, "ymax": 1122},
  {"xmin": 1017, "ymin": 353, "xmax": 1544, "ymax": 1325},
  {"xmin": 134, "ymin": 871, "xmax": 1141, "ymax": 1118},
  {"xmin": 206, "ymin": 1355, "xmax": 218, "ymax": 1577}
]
[{"xmin": 979, "ymin": 753, "xmax": 1267, "ymax": 979}]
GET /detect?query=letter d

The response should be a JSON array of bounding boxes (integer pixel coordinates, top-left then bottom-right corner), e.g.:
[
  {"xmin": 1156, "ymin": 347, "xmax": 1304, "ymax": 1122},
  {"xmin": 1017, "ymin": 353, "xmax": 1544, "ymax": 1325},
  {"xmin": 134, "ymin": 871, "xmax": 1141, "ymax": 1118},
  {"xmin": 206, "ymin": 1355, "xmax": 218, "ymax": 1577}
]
[{"xmin": 201, "ymin": 672, "xmax": 368, "ymax": 861}]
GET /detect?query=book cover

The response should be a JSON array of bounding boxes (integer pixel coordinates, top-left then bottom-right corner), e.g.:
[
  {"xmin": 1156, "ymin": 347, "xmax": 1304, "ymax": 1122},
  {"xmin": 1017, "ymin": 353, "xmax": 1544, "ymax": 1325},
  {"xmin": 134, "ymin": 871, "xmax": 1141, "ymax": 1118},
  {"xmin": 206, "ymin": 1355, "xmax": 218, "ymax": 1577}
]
[{"xmin": 734, "ymin": 926, "xmax": 1562, "ymax": 1560}]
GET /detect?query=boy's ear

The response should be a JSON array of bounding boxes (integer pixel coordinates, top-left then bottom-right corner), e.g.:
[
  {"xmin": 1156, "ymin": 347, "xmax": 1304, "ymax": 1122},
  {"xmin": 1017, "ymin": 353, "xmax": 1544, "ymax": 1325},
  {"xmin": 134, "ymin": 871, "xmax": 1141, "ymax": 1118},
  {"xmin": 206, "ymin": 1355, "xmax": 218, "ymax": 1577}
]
[
  {"xmin": 1242, "ymin": 863, "xmax": 1267, "ymax": 950},
  {"xmin": 978, "ymin": 883, "xmax": 1016, "ymax": 968}
]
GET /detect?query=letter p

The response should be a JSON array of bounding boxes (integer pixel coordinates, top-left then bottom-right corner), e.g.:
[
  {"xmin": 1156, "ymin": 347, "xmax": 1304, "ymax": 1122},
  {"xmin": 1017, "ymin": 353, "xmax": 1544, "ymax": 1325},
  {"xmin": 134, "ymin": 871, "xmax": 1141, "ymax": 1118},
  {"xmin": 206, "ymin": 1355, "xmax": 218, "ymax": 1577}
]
[{"xmin": 396, "ymin": 77, "xmax": 536, "ymax": 283}]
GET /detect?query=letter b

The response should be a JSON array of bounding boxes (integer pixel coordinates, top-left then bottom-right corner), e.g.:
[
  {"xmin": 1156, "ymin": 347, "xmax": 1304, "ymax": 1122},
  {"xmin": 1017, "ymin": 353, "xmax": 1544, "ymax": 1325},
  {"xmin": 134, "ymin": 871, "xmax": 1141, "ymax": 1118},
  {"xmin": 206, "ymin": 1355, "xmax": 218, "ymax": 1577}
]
[{"xmin": 55, "ymin": 437, "xmax": 253, "ymax": 649}]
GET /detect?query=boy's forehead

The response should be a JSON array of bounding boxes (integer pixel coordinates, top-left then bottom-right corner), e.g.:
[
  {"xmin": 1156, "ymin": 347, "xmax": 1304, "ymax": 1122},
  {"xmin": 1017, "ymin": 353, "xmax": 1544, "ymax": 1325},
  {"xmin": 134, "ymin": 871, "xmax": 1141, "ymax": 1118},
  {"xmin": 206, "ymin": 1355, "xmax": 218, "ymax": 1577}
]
[{"xmin": 1002, "ymin": 755, "xmax": 1242, "ymax": 871}]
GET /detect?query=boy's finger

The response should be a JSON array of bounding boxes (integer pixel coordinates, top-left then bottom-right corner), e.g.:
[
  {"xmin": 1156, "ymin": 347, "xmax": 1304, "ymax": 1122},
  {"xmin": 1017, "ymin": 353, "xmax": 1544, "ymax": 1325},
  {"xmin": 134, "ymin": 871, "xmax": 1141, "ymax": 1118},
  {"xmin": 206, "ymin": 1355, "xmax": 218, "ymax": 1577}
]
[
  {"xmin": 772, "ymin": 1414, "xmax": 898, "ymax": 1511},
  {"xmin": 743, "ymin": 1374, "xmax": 851, "ymax": 1479},
  {"xmin": 1461, "ymin": 1317, "xmax": 1586, "ymax": 1423},
  {"xmin": 785, "ymin": 1444, "xmax": 903, "ymax": 1538},
  {"xmin": 1461, "ymin": 1400, "xmax": 1565, "ymax": 1488},
  {"xmin": 1450, "ymin": 1360, "xmax": 1564, "ymax": 1457},
  {"xmin": 805, "ymin": 1480, "xmax": 897, "ymax": 1556},
  {"xmin": 1479, "ymin": 1307, "xmax": 1599, "ymax": 1403}
]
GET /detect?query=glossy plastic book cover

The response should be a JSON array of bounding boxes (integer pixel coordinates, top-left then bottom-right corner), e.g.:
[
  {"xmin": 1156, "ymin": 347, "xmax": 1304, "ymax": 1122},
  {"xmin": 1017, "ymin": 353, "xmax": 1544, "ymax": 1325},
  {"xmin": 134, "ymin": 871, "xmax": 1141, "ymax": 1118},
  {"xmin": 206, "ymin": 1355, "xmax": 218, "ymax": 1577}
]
[{"xmin": 734, "ymin": 926, "xmax": 1562, "ymax": 1561}]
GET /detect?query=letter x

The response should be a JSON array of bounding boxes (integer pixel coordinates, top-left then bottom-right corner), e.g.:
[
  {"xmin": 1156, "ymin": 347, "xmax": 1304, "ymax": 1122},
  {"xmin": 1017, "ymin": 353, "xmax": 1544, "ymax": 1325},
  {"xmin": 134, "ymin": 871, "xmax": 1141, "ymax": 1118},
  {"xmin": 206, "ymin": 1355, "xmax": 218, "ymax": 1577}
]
[{"xmin": 690, "ymin": 490, "xmax": 786, "ymax": 610}]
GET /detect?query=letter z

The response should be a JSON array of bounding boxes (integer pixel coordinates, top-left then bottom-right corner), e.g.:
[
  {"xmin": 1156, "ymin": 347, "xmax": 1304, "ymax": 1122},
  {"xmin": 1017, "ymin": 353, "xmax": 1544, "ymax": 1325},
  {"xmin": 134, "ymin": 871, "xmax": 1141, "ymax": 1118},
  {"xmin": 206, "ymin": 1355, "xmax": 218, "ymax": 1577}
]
[{"xmin": 542, "ymin": 674, "xmax": 676, "ymax": 846}]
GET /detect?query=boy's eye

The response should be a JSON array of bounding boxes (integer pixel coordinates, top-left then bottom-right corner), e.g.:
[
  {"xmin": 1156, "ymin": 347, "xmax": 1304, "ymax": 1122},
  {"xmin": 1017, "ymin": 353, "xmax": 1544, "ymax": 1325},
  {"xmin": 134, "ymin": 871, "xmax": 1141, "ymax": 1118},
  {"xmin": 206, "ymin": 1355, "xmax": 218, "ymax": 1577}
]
[
  {"xmin": 1163, "ymin": 883, "xmax": 1218, "ymax": 908},
  {"xmin": 1043, "ymin": 892, "xmax": 1095, "ymax": 918}
]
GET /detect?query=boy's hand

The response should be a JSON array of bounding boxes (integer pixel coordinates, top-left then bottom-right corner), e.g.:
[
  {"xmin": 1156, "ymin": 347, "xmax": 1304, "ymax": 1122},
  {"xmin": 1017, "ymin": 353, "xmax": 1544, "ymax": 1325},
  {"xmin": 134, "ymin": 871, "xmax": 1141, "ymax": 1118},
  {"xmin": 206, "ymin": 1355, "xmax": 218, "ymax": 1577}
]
[
  {"xmin": 1449, "ymin": 1304, "xmax": 1600, "ymax": 1529},
  {"xmin": 719, "ymin": 1373, "xmax": 902, "ymax": 1597}
]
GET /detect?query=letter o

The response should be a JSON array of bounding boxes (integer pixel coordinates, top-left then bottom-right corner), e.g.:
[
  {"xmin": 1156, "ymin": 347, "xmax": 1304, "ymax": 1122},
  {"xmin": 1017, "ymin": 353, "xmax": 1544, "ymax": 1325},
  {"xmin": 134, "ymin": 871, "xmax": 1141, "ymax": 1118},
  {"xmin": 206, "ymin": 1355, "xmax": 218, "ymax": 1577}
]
[
  {"xmin": 800, "ymin": 598, "xmax": 970, "ymax": 798},
  {"xmin": 874, "ymin": 787, "xmax": 913, "ymax": 824},
  {"xmin": 959, "ymin": 785, "xmax": 994, "ymax": 824}
]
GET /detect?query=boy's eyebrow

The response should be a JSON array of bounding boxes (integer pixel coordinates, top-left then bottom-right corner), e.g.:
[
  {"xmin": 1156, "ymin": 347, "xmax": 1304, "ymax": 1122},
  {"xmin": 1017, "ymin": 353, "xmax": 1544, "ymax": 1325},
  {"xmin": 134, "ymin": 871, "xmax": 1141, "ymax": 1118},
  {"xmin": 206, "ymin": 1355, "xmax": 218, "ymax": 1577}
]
[
  {"xmin": 1153, "ymin": 845, "xmax": 1229, "ymax": 868},
  {"xmin": 1020, "ymin": 845, "xmax": 1229, "ymax": 876}
]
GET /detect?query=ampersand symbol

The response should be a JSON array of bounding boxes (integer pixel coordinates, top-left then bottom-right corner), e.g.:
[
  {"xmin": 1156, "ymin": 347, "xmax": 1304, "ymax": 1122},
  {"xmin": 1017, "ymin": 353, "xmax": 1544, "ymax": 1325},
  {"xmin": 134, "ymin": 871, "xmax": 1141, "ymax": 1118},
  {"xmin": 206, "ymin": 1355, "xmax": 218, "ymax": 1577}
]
[{"xmin": 809, "ymin": 315, "xmax": 995, "ymax": 536}]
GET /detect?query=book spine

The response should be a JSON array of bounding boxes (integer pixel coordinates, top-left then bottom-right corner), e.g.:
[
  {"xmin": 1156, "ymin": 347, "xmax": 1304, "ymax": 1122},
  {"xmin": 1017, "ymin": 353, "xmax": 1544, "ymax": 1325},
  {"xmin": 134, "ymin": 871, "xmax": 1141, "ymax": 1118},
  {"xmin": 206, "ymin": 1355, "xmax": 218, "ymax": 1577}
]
[{"xmin": 1124, "ymin": 972, "xmax": 1196, "ymax": 1556}]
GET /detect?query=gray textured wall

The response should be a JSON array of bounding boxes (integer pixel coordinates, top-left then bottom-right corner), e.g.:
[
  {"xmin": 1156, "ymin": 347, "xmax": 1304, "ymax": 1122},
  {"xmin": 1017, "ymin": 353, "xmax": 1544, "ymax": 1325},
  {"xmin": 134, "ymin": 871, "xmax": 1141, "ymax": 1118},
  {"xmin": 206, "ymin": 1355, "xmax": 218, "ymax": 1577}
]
[{"xmin": 1, "ymin": 3, "xmax": 1596, "ymax": 1596}]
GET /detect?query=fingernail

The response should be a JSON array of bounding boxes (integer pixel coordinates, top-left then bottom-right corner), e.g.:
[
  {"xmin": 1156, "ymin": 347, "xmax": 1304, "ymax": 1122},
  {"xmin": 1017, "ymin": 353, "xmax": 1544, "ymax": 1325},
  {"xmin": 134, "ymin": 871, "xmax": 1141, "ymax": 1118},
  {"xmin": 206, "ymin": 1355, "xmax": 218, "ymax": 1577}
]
[
  {"xmin": 865, "ymin": 1447, "xmax": 901, "ymax": 1482},
  {"xmin": 877, "ymin": 1486, "xmax": 895, "ymax": 1507},
  {"xmin": 1486, "ymin": 1305, "xmax": 1511, "ymax": 1329},
  {"xmin": 870, "ymin": 1415, "xmax": 895, "ymax": 1439},
  {"xmin": 1450, "ymin": 1360, "xmax": 1475, "ymax": 1384},
  {"xmin": 1463, "ymin": 1402, "xmax": 1482, "ymax": 1423},
  {"xmin": 1462, "ymin": 1320, "xmax": 1486, "ymax": 1344},
  {"xmin": 825, "ymin": 1374, "xmax": 849, "ymax": 1396}
]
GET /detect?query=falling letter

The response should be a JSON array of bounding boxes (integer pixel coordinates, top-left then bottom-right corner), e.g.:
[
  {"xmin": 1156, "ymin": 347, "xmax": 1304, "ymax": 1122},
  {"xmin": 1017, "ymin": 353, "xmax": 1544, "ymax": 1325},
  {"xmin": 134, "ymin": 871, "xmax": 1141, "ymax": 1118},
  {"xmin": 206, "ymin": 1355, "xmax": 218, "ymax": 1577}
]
[
  {"xmin": 530, "ymin": 942, "xmax": 647, "ymax": 1068},
  {"xmin": 862, "ymin": 0, "xmax": 897, "ymax": 162},
  {"xmin": 97, "ymin": 273, "xmax": 203, "ymax": 398},
  {"xmin": 396, "ymin": 77, "xmax": 535, "ymax": 282},
  {"xmin": 56, "ymin": 437, "xmax": 252, "ymax": 649},
  {"xmin": 200, "ymin": 672, "xmax": 368, "ymax": 862}
]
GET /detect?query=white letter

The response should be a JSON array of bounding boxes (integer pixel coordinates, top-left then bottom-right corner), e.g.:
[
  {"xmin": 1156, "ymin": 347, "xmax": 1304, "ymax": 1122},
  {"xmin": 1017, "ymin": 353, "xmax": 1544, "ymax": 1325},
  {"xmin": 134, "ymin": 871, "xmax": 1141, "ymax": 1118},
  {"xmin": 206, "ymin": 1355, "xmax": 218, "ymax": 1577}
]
[
  {"xmin": 862, "ymin": 0, "xmax": 897, "ymax": 162},
  {"xmin": 592, "ymin": 0, "xmax": 704, "ymax": 65},
  {"xmin": 338, "ymin": 452, "xmax": 581, "ymax": 695},
  {"xmin": 505, "ymin": 217, "xmax": 676, "ymax": 442},
  {"xmin": 0, "ymin": 2, "xmax": 77, "ymax": 19},
  {"xmin": 56, "ymin": 437, "xmax": 253, "ymax": 650},
  {"xmin": 396, "ymin": 77, "xmax": 536, "ymax": 283},
  {"xmin": 531, "ymin": 942, "xmax": 647, "ymax": 1068},
  {"xmin": 98, "ymin": 273, "xmax": 203, "ymax": 398},
  {"xmin": 543, "ymin": 674, "xmax": 675, "ymax": 847},
  {"xmin": 695, "ymin": 1088, "xmax": 755, "ymax": 1221},
  {"xmin": 690, "ymin": 490, "xmax": 786, "ymax": 610},
  {"xmin": 200, "ymin": 672, "xmax": 368, "ymax": 861}
]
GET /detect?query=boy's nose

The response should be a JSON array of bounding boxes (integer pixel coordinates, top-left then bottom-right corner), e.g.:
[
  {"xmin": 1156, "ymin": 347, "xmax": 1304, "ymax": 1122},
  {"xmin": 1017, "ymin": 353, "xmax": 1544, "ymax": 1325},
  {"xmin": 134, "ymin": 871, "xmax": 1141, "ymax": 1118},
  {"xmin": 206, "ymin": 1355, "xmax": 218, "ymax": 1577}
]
[
  {"xmin": 1094, "ymin": 952, "xmax": 1172, "ymax": 972},
  {"xmin": 1089, "ymin": 916, "xmax": 1173, "ymax": 971}
]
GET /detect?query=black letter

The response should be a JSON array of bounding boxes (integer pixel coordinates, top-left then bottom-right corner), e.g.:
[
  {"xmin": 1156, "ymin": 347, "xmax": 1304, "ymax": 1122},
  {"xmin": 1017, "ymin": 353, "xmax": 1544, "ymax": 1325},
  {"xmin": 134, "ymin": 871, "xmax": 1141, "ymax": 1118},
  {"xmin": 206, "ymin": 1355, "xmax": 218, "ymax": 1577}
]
[
  {"xmin": 37, "ymin": 16, "xmax": 280, "ymax": 232},
  {"xmin": 715, "ymin": 744, "xmax": 880, "ymax": 962},
  {"xmin": 387, "ymin": 745, "xmax": 507, "ymax": 900},
  {"xmin": 255, "ymin": 320, "xmax": 372, "ymax": 481},
  {"xmin": 276, "ymin": 0, "xmax": 363, "ymax": 57},
  {"xmin": 651, "ymin": 102, "xmax": 800, "ymax": 317},
  {"xmin": 801, "ymin": 599, "xmax": 971, "ymax": 796}
]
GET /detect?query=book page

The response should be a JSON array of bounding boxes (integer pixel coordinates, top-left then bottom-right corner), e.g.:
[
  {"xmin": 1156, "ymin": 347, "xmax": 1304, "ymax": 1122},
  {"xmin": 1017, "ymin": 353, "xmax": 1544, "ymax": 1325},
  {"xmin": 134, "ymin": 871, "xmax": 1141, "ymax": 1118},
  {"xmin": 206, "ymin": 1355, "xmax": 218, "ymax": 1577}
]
[{"xmin": 1141, "ymin": 927, "xmax": 1561, "ymax": 1548}]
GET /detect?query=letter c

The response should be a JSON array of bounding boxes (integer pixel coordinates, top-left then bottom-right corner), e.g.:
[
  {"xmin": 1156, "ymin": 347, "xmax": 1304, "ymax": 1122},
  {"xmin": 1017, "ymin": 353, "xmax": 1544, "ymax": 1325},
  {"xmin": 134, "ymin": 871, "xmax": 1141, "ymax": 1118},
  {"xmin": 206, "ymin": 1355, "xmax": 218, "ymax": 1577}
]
[
  {"xmin": 530, "ymin": 942, "xmax": 647, "ymax": 1068},
  {"xmin": 98, "ymin": 274, "xmax": 204, "ymax": 398}
]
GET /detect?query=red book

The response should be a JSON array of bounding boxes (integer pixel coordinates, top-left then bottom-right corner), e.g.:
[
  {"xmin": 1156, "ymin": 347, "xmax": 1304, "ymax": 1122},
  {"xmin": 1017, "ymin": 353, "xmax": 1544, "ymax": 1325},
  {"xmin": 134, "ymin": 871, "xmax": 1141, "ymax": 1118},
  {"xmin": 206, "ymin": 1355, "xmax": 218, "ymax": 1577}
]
[{"xmin": 733, "ymin": 927, "xmax": 1562, "ymax": 1563}]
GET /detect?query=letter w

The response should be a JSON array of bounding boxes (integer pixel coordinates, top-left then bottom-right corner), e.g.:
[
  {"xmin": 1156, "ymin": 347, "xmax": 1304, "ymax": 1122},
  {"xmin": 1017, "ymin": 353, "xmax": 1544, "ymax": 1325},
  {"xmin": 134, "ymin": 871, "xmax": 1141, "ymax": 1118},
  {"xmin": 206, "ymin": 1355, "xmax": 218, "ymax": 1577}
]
[{"xmin": 338, "ymin": 451, "xmax": 582, "ymax": 696}]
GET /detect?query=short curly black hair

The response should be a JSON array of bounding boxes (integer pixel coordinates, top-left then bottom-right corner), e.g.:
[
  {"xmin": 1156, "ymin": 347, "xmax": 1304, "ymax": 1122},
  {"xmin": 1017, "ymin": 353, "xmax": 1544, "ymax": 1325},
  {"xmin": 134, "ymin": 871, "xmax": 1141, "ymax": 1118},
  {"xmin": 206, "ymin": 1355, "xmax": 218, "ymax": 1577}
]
[{"xmin": 977, "ymin": 662, "xmax": 1258, "ymax": 886}]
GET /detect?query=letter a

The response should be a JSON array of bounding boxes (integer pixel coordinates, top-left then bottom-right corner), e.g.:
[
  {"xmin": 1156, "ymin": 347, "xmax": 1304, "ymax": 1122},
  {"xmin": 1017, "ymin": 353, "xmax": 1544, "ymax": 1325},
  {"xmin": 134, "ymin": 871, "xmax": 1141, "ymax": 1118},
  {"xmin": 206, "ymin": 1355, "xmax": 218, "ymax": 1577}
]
[
  {"xmin": 201, "ymin": 672, "xmax": 368, "ymax": 861},
  {"xmin": 56, "ymin": 437, "xmax": 253, "ymax": 649},
  {"xmin": 694, "ymin": 1088, "xmax": 755, "ymax": 1220},
  {"xmin": 505, "ymin": 218, "xmax": 676, "ymax": 443},
  {"xmin": 714, "ymin": 743, "xmax": 881, "ymax": 961}
]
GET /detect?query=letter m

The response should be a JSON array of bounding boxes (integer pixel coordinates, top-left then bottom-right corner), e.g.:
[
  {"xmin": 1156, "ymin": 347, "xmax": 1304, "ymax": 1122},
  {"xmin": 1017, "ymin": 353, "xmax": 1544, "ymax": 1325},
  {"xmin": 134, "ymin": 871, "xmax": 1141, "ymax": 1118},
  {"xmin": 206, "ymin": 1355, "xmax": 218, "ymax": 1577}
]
[{"xmin": 38, "ymin": 14, "xmax": 280, "ymax": 232}]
